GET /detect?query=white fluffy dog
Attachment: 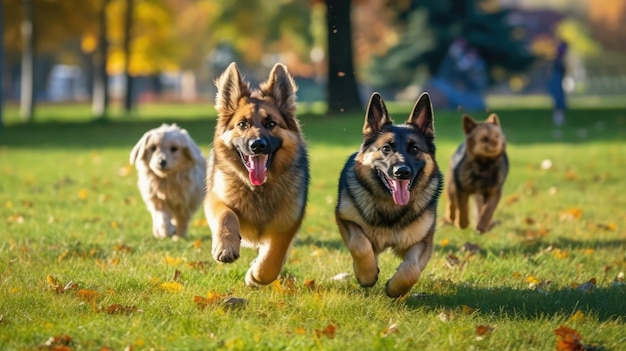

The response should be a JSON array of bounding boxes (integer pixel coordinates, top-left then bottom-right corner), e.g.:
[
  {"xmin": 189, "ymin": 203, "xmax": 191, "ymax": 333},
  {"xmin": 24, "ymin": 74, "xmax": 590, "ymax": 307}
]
[{"xmin": 130, "ymin": 123, "xmax": 206, "ymax": 239}]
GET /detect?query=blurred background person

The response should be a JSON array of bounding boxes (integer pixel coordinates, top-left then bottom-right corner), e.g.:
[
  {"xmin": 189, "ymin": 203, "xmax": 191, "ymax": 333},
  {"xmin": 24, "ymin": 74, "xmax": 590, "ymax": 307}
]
[{"xmin": 549, "ymin": 40, "xmax": 569, "ymax": 126}]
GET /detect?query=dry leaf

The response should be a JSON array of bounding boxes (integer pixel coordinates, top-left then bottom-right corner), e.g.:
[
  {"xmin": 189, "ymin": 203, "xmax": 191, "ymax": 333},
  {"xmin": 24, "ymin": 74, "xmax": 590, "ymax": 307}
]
[
  {"xmin": 565, "ymin": 170, "xmax": 578, "ymax": 181},
  {"xmin": 113, "ymin": 243, "xmax": 133, "ymax": 253},
  {"xmin": 476, "ymin": 325, "xmax": 493, "ymax": 336},
  {"xmin": 552, "ymin": 249, "xmax": 569, "ymax": 259},
  {"xmin": 314, "ymin": 324, "xmax": 336, "ymax": 339},
  {"xmin": 569, "ymin": 310, "xmax": 585, "ymax": 322},
  {"xmin": 303, "ymin": 278, "xmax": 316, "ymax": 291},
  {"xmin": 560, "ymin": 208, "xmax": 582, "ymax": 221},
  {"xmin": 159, "ymin": 282, "xmax": 183, "ymax": 292},
  {"xmin": 77, "ymin": 289, "xmax": 100, "ymax": 302},
  {"xmin": 554, "ymin": 325, "xmax": 584, "ymax": 351},
  {"xmin": 192, "ymin": 239, "xmax": 203, "ymax": 249},
  {"xmin": 104, "ymin": 304, "xmax": 139, "ymax": 315},
  {"xmin": 505, "ymin": 194, "xmax": 519, "ymax": 205},
  {"xmin": 164, "ymin": 256, "xmax": 184, "ymax": 265}
]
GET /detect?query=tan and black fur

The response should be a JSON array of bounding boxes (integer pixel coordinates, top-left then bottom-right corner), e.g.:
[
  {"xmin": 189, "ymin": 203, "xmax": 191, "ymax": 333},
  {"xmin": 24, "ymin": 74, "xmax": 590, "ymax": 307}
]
[
  {"xmin": 335, "ymin": 92, "xmax": 442, "ymax": 298},
  {"xmin": 204, "ymin": 62, "xmax": 309, "ymax": 287},
  {"xmin": 444, "ymin": 113, "xmax": 508, "ymax": 234}
]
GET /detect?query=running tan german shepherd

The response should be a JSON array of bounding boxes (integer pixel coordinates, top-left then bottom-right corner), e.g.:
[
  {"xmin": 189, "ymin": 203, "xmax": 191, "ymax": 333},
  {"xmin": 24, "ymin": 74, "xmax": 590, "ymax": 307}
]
[
  {"xmin": 204, "ymin": 62, "xmax": 309, "ymax": 287},
  {"xmin": 335, "ymin": 92, "xmax": 442, "ymax": 298}
]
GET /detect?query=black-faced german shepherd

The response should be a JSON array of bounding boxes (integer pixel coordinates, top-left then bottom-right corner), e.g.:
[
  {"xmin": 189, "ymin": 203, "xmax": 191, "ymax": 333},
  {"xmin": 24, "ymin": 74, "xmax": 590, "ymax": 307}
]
[
  {"xmin": 204, "ymin": 62, "xmax": 309, "ymax": 287},
  {"xmin": 335, "ymin": 92, "xmax": 442, "ymax": 298}
]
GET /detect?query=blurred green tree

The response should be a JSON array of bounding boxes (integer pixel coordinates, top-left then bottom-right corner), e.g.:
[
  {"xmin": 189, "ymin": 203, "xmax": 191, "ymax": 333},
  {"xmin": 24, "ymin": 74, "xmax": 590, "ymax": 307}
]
[{"xmin": 368, "ymin": 0, "xmax": 534, "ymax": 92}]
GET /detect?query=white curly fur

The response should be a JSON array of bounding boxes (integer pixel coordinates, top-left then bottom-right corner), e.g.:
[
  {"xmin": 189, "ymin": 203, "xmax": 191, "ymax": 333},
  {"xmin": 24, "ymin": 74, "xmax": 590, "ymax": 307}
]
[{"xmin": 130, "ymin": 123, "xmax": 206, "ymax": 239}]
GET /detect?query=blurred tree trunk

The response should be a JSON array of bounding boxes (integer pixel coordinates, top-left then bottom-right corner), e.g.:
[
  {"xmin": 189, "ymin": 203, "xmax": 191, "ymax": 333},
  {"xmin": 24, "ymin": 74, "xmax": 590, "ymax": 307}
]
[
  {"xmin": 123, "ymin": 0, "xmax": 134, "ymax": 113},
  {"xmin": 20, "ymin": 0, "xmax": 35, "ymax": 122},
  {"xmin": 92, "ymin": 0, "xmax": 110, "ymax": 119},
  {"xmin": 326, "ymin": 0, "xmax": 362, "ymax": 114}
]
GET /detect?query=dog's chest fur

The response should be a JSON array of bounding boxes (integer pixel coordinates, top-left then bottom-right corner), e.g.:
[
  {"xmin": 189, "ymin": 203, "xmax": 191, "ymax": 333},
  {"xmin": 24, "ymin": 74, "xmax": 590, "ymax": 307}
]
[
  {"xmin": 337, "ymin": 156, "xmax": 442, "ymax": 253},
  {"xmin": 207, "ymin": 148, "xmax": 308, "ymax": 236},
  {"xmin": 139, "ymin": 167, "xmax": 204, "ymax": 214},
  {"xmin": 452, "ymin": 143, "xmax": 508, "ymax": 194}
]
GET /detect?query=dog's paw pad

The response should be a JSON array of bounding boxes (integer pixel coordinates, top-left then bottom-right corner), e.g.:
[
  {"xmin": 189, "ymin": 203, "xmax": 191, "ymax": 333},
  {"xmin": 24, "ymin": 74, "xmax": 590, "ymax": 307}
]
[{"xmin": 216, "ymin": 251, "xmax": 239, "ymax": 263}]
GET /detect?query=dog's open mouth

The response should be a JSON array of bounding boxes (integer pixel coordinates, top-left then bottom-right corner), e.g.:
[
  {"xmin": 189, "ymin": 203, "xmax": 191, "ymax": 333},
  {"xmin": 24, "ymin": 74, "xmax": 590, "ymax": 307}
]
[
  {"xmin": 239, "ymin": 151, "xmax": 271, "ymax": 186},
  {"xmin": 378, "ymin": 170, "xmax": 412, "ymax": 206}
]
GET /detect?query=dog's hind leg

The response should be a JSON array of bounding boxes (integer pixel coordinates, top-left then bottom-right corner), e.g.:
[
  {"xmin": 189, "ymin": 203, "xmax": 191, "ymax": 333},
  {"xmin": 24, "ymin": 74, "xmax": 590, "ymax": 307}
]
[
  {"xmin": 337, "ymin": 220, "xmax": 379, "ymax": 288},
  {"xmin": 476, "ymin": 190, "xmax": 501, "ymax": 234},
  {"xmin": 455, "ymin": 192, "xmax": 470, "ymax": 229},
  {"xmin": 386, "ymin": 229, "xmax": 434, "ymax": 298},
  {"xmin": 205, "ymin": 201, "xmax": 241, "ymax": 263},
  {"xmin": 245, "ymin": 230, "xmax": 297, "ymax": 287}
]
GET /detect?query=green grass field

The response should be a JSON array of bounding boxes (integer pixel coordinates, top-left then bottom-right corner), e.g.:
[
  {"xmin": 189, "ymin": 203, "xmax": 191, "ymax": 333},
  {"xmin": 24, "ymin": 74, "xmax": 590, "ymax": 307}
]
[{"xmin": 1, "ymin": 101, "xmax": 625, "ymax": 350}]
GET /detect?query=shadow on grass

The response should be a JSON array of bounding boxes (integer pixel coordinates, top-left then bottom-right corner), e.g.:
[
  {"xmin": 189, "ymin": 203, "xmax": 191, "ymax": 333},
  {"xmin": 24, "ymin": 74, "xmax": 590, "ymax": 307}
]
[
  {"xmin": 405, "ymin": 282, "xmax": 626, "ymax": 322},
  {"xmin": 1, "ymin": 108, "xmax": 624, "ymax": 149}
]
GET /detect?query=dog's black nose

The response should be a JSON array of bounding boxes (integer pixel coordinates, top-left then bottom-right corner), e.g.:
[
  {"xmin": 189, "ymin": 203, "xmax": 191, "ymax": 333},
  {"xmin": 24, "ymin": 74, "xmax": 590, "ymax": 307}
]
[
  {"xmin": 393, "ymin": 165, "xmax": 411, "ymax": 179},
  {"xmin": 249, "ymin": 138, "xmax": 267, "ymax": 154},
  {"xmin": 159, "ymin": 159, "xmax": 167, "ymax": 168}
]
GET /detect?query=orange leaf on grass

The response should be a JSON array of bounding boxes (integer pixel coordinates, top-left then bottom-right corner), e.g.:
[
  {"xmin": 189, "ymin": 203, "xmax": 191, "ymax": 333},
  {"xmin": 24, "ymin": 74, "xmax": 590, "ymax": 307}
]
[
  {"xmin": 559, "ymin": 208, "xmax": 582, "ymax": 222},
  {"xmin": 77, "ymin": 289, "xmax": 100, "ymax": 302},
  {"xmin": 476, "ymin": 325, "xmax": 493, "ymax": 336},
  {"xmin": 314, "ymin": 324, "xmax": 336, "ymax": 339},
  {"xmin": 554, "ymin": 325, "xmax": 585, "ymax": 351},
  {"xmin": 303, "ymin": 278, "xmax": 316, "ymax": 291},
  {"xmin": 565, "ymin": 170, "xmax": 578, "ymax": 181},
  {"xmin": 103, "ymin": 304, "xmax": 139, "ymax": 315}
]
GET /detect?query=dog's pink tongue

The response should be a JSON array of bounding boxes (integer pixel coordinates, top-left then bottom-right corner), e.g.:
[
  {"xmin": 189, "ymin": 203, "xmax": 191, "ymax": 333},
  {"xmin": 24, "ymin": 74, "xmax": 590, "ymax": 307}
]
[
  {"xmin": 247, "ymin": 154, "xmax": 268, "ymax": 186},
  {"xmin": 389, "ymin": 179, "xmax": 411, "ymax": 206}
]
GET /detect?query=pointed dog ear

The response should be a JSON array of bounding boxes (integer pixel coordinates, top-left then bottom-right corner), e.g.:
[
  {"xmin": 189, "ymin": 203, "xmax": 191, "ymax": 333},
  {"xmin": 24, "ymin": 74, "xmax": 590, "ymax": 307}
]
[
  {"xmin": 179, "ymin": 128, "xmax": 204, "ymax": 164},
  {"xmin": 130, "ymin": 130, "xmax": 152, "ymax": 165},
  {"xmin": 215, "ymin": 62, "xmax": 251, "ymax": 118},
  {"xmin": 462, "ymin": 115, "xmax": 478, "ymax": 135},
  {"xmin": 486, "ymin": 113, "xmax": 500, "ymax": 126},
  {"xmin": 407, "ymin": 92, "xmax": 434, "ymax": 138},
  {"xmin": 260, "ymin": 63, "xmax": 298, "ymax": 117},
  {"xmin": 363, "ymin": 92, "xmax": 392, "ymax": 138}
]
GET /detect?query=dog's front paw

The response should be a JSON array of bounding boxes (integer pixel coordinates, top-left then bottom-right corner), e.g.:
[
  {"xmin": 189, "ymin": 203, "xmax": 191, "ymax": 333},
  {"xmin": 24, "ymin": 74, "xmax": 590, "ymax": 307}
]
[
  {"xmin": 212, "ymin": 239, "xmax": 240, "ymax": 263},
  {"xmin": 355, "ymin": 266, "xmax": 379, "ymax": 288}
]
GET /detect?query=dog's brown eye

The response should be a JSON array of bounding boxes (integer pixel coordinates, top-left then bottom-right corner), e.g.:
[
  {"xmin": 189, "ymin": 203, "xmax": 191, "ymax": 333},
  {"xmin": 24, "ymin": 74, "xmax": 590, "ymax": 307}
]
[
  {"xmin": 481, "ymin": 136, "xmax": 489, "ymax": 143},
  {"xmin": 266, "ymin": 120, "xmax": 276, "ymax": 129},
  {"xmin": 409, "ymin": 144, "xmax": 419, "ymax": 155},
  {"xmin": 237, "ymin": 121, "xmax": 249, "ymax": 129},
  {"xmin": 381, "ymin": 144, "xmax": 392, "ymax": 154},
  {"xmin": 170, "ymin": 146, "xmax": 178, "ymax": 153},
  {"xmin": 150, "ymin": 145, "xmax": 157, "ymax": 152}
]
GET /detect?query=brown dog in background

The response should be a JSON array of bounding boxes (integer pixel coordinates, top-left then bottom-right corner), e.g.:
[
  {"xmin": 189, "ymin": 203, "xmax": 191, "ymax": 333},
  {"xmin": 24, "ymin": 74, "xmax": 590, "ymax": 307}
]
[
  {"xmin": 444, "ymin": 114, "xmax": 508, "ymax": 234},
  {"xmin": 204, "ymin": 62, "xmax": 309, "ymax": 287}
]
